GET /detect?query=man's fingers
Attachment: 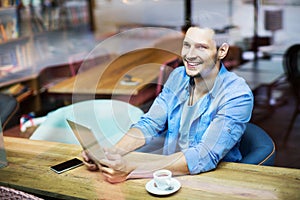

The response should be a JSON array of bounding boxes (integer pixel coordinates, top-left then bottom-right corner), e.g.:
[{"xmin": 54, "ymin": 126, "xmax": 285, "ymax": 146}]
[
  {"xmin": 101, "ymin": 167, "xmax": 127, "ymax": 183},
  {"xmin": 102, "ymin": 172, "xmax": 112, "ymax": 180},
  {"xmin": 81, "ymin": 151, "xmax": 90, "ymax": 162},
  {"xmin": 100, "ymin": 157, "xmax": 126, "ymax": 171},
  {"xmin": 103, "ymin": 147, "xmax": 121, "ymax": 155},
  {"xmin": 82, "ymin": 160, "xmax": 99, "ymax": 171},
  {"xmin": 101, "ymin": 166, "xmax": 115, "ymax": 175},
  {"xmin": 99, "ymin": 158, "xmax": 114, "ymax": 169},
  {"xmin": 105, "ymin": 152, "xmax": 122, "ymax": 160}
]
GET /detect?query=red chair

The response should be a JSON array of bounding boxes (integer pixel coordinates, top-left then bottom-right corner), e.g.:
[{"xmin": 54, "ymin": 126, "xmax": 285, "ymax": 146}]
[
  {"xmin": 68, "ymin": 52, "xmax": 87, "ymax": 76},
  {"xmin": 156, "ymin": 57, "xmax": 182, "ymax": 96},
  {"xmin": 114, "ymin": 56, "xmax": 182, "ymax": 111}
]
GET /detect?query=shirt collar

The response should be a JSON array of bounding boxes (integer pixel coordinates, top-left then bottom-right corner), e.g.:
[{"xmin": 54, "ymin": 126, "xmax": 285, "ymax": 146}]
[
  {"xmin": 209, "ymin": 63, "xmax": 227, "ymax": 99},
  {"xmin": 180, "ymin": 63, "xmax": 228, "ymax": 101}
]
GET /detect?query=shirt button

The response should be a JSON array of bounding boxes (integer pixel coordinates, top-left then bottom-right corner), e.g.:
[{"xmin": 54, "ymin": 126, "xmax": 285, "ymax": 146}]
[{"xmin": 227, "ymin": 128, "xmax": 231, "ymax": 133}]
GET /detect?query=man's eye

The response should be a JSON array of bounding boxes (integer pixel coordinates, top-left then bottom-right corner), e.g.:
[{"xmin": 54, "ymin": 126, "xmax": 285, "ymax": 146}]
[
  {"xmin": 183, "ymin": 43, "xmax": 190, "ymax": 48},
  {"xmin": 196, "ymin": 45, "xmax": 207, "ymax": 49}
]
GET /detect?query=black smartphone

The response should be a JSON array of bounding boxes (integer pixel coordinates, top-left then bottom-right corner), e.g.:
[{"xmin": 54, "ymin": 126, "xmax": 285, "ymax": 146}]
[{"xmin": 50, "ymin": 158, "xmax": 83, "ymax": 174}]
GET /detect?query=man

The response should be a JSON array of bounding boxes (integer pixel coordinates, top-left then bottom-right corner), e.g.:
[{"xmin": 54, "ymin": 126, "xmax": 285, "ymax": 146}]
[{"xmin": 82, "ymin": 26, "xmax": 253, "ymax": 183}]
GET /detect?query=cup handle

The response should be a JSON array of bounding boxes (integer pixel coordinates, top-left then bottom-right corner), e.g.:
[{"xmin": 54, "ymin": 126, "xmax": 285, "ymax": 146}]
[{"xmin": 165, "ymin": 179, "xmax": 172, "ymax": 189}]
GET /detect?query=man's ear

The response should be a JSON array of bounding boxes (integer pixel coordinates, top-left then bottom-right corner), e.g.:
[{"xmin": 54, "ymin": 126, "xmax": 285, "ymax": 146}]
[{"xmin": 218, "ymin": 43, "xmax": 229, "ymax": 60}]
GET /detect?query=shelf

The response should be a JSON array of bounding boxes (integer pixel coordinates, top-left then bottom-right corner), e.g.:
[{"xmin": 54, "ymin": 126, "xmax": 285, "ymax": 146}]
[
  {"xmin": 0, "ymin": 36, "xmax": 29, "ymax": 47},
  {"xmin": 0, "ymin": 0, "xmax": 93, "ymax": 115},
  {"xmin": 0, "ymin": 6, "xmax": 15, "ymax": 12},
  {"xmin": 0, "ymin": 6, "xmax": 19, "ymax": 43}
]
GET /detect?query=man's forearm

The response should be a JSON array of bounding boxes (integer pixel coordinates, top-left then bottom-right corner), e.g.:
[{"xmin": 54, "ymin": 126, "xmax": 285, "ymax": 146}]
[
  {"xmin": 115, "ymin": 128, "xmax": 146, "ymax": 155},
  {"xmin": 125, "ymin": 151, "xmax": 190, "ymax": 179}
]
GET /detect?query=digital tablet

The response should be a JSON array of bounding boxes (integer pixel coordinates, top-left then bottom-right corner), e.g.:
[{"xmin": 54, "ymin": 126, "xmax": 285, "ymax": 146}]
[{"xmin": 66, "ymin": 119, "xmax": 106, "ymax": 163}]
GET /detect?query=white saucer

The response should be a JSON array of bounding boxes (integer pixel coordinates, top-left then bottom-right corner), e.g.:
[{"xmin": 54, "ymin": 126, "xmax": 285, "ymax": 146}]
[
  {"xmin": 120, "ymin": 80, "xmax": 140, "ymax": 86},
  {"xmin": 145, "ymin": 178, "xmax": 181, "ymax": 196}
]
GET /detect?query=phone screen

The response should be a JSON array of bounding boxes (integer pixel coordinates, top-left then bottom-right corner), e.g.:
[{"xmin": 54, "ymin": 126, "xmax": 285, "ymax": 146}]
[{"xmin": 50, "ymin": 158, "xmax": 83, "ymax": 174}]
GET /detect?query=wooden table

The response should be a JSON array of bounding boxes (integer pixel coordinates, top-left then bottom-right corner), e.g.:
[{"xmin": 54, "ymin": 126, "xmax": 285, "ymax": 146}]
[
  {"xmin": 48, "ymin": 48, "xmax": 179, "ymax": 96},
  {"xmin": 50, "ymin": 58, "xmax": 283, "ymax": 95},
  {"xmin": 1, "ymin": 136, "xmax": 299, "ymax": 200}
]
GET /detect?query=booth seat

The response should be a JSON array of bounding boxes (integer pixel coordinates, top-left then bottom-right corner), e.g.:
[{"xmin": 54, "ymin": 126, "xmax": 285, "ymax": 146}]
[{"xmin": 30, "ymin": 100, "xmax": 144, "ymax": 147}]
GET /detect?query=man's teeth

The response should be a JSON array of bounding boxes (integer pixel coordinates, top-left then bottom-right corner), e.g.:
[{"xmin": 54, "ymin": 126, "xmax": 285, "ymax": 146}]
[{"xmin": 189, "ymin": 62, "xmax": 199, "ymax": 66}]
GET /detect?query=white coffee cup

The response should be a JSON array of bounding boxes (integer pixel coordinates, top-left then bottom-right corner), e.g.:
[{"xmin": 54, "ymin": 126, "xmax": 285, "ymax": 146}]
[{"xmin": 153, "ymin": 169, "xmax": 172, "ymax": 191}]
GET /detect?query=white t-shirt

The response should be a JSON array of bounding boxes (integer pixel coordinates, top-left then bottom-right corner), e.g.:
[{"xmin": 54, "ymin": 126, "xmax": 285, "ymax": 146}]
[{"xmin": 178, "ymin": 97, "xmax": 205, "ymax": 150}]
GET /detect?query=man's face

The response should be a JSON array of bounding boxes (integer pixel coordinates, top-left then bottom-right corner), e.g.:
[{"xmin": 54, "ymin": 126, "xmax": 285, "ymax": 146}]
[{"xmin": 181, "ymin": 27, "xmax": 218, "ymax": 78}]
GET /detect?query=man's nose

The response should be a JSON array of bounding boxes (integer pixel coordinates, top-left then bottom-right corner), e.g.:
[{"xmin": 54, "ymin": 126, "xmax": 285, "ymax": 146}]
[{"xmin": 187, "ymin": 47, "xmax": 196, "ymax": 58}]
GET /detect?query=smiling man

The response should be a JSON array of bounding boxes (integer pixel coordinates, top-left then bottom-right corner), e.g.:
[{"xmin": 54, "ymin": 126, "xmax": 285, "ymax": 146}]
[{"xmin": 82, "ymin": 26, "xmax": 254, "ymax": 183}]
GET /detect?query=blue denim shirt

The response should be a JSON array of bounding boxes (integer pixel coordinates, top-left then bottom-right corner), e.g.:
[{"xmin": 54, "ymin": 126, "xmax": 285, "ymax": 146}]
[{"xmin": 132, "ymin": 64, "xmax": 254, "ymax": 174}]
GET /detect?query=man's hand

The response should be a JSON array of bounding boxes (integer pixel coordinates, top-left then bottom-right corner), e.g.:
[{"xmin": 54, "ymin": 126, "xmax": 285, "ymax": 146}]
[
  {"xmin": 81, "ymin": 150, "xmax": 99, "ymax": 171},
  {"xmin": 99, "ymin": 148, "xmax": 135, "ymax": 183}
]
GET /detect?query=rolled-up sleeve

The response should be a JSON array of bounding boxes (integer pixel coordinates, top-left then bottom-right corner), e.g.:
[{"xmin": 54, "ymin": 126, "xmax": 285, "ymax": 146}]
[
  {"xmin": 132, "ymin": 67, "xmax": 186, "ymax": 144},
  {"xmin": 130, "ymin": 86, "xmax": 172, "ymax": 144},
  {"xmin": 131, "ymin": 96, "xmax": 168, "ymax": 144}
]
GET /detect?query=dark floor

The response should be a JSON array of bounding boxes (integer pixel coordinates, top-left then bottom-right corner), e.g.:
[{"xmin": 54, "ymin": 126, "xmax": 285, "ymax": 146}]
[
  {"xmin": 3, "ymin": 83, "xmax": 300, "ymax": 169},
  {"xmin": 250, "ymin": 83, "xmax": 300, "ymax": 169}
]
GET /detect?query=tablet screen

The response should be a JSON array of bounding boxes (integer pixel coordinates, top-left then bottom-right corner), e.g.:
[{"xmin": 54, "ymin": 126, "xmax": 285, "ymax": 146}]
[{"xmin": 66, "ymin": 119, "xmax": 106, "ymax": 162}]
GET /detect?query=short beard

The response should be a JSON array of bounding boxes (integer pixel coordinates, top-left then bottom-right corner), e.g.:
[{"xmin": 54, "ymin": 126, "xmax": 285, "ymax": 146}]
[
  {"xmin": 187, "ymin": 72, "xmax": 202, "ymax": 78},
  {"xmin": 183, "ymin": 58, "xmax": 202, "ymax": 78}
]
